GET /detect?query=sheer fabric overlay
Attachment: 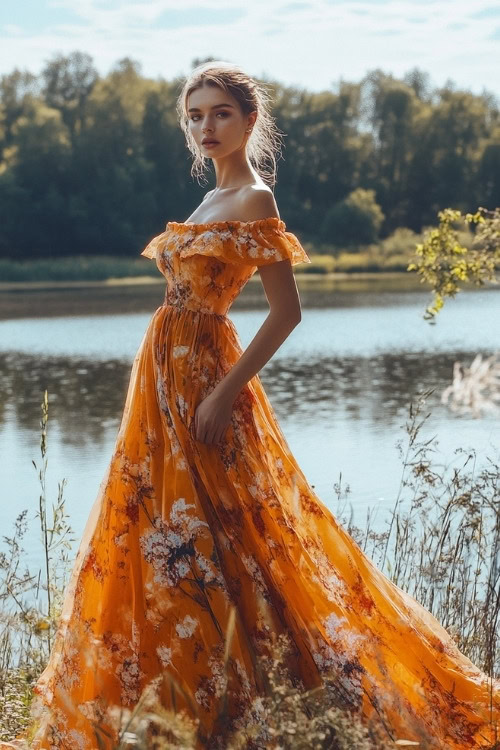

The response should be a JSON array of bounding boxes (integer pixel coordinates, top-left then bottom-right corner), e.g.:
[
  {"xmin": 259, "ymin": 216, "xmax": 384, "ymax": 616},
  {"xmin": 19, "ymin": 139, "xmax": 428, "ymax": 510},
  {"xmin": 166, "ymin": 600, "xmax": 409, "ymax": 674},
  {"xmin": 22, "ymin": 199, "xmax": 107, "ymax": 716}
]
[{"xmin": 12, "ymin": 218, "xmax": 499, "ymax": 749}]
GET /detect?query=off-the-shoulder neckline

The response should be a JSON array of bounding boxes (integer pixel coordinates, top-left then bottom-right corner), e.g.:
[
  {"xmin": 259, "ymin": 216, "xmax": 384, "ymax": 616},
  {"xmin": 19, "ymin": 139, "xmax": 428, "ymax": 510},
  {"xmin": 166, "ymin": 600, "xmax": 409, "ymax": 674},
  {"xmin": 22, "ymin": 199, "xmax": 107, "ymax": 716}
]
[{"xmin": 166, "ymin": 217, "xmax": 286, "ymax": 230}]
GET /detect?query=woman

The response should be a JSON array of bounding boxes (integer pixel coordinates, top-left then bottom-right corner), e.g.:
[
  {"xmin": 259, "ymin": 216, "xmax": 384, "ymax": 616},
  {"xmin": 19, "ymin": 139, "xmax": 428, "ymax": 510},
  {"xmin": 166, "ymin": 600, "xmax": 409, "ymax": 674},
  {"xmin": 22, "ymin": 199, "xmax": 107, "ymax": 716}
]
[{"xmin": 10, "ymin": 61, "xmax": 499, "ymax": 749}]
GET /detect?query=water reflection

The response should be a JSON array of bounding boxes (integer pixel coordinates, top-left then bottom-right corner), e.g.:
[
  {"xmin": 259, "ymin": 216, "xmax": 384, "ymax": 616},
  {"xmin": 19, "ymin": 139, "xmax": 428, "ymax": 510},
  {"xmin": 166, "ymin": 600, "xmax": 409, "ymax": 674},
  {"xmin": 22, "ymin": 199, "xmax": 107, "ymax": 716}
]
[
  {"xmin": 2, "ymin": 348, "xmax": 498, "ymax": 446},
  {"xmin": 1, "ymin": 351, "xmax": 127, "ymax": 444}
]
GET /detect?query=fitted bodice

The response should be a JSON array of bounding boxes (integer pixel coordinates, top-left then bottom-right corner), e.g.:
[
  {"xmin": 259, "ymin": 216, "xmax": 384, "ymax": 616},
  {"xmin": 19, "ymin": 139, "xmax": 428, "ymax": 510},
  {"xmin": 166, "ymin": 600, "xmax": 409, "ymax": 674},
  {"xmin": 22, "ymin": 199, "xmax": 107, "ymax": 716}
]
[{"xmin": 140, "ymin": 218, "xmax": 311, "ymax": 316}]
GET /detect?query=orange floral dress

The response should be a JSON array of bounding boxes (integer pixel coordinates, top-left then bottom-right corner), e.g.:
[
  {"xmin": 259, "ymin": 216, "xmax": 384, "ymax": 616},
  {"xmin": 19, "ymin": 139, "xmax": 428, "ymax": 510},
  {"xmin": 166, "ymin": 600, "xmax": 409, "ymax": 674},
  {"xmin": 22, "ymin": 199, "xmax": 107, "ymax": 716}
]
[{"xmin": 11, "ymin": 218, "xmax": 500, "ymax": 748}]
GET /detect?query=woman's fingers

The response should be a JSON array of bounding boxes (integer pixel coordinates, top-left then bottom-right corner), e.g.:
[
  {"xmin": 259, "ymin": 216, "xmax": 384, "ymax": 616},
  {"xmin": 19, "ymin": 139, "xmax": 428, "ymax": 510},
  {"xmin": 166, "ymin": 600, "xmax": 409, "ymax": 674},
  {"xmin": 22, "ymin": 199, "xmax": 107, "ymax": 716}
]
[{"xmin": 191, "ymin": 415, "xmax": 227, "ymax": 444}]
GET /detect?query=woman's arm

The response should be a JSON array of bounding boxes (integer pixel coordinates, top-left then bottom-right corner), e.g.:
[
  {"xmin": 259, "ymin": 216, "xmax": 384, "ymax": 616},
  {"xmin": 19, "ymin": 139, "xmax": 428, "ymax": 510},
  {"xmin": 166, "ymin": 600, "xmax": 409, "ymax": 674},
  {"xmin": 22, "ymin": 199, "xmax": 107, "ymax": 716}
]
[
  {"xmin": 215, "ymin": 187, "xmax": 302, "ymax": 401},
  {"xmin": 193, "ymin": 190, "xmax": 303, "ymax": 443},
  {"xmin": 214, "ymin": 257, "xmax": 301, "ymax": 402}
]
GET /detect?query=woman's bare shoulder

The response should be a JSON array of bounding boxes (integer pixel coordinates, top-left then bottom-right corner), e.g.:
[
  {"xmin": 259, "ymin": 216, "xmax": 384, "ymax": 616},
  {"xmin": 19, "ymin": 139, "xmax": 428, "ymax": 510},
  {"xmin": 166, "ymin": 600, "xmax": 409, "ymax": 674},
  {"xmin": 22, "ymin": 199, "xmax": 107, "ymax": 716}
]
[
  {"xmin": 237, "ymin": 185, "xmax": 280, "ymax": 222},
  {"xmin": 202, "ymin": 189, "xmax": 215, "ymax": 202}
]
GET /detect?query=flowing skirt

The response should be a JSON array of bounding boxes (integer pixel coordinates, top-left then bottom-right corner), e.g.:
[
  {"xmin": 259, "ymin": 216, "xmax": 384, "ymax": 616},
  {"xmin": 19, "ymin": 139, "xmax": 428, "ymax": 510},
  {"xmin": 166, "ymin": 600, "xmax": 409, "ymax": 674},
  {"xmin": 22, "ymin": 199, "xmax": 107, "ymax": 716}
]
[{"xmin": 14, "ymin": 303, "xmax": 500, "ymax": 749}]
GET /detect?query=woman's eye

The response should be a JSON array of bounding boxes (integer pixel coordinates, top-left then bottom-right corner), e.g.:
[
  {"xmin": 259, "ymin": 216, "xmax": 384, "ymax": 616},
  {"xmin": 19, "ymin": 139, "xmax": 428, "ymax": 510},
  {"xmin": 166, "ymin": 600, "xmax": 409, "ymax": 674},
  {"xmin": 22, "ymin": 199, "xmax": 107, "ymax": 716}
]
[{"xmin": 190, "ymin": 112, "xmax": 228, "ymax": 121}]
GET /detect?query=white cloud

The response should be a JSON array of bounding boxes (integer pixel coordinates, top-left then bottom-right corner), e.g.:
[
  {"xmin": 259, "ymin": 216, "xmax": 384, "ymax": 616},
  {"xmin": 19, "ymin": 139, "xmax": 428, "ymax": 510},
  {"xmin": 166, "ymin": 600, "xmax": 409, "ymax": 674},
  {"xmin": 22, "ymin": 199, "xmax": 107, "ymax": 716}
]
[
  {"xmin": 0, "ymin": 0, "xmax": 498, "ymax": 101},
  {"xmin": 2, "ymin": 24, "xmax": 23, "ymax": 36}
]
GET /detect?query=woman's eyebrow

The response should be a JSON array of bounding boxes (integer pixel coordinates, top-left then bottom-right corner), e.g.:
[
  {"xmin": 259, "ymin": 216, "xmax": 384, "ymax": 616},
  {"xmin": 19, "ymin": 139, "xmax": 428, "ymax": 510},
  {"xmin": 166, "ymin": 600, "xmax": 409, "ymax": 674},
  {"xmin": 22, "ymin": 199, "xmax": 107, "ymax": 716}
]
[{"xmin": 188, "ymin": 103, "xmax": 235, "ymax": 112}]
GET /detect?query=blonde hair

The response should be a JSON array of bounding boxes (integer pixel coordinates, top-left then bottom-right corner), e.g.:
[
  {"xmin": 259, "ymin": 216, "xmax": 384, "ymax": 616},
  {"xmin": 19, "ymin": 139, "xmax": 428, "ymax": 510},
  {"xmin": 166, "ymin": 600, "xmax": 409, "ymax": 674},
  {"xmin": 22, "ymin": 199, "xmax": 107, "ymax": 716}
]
[{"xmin": 176, "ymin": 60, "xmax": 284, "ymax": 188}]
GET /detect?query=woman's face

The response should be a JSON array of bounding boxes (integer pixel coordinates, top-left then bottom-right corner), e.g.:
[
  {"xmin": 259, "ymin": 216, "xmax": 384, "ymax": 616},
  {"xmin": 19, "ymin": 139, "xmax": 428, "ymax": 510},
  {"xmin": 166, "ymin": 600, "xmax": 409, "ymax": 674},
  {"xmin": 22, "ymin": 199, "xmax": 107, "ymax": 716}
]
[{"xmin": 187, "ymin": 84, "xmax": 255, "ymax": 159}]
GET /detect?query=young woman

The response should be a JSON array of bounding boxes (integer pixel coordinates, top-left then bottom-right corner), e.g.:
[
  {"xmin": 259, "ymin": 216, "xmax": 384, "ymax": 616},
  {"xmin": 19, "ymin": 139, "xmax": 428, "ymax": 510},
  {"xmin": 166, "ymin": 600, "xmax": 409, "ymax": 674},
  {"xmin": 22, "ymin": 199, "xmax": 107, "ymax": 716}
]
[{"xmin": 11, "ymin": 62, "xmax": 499, "ymax": 749}]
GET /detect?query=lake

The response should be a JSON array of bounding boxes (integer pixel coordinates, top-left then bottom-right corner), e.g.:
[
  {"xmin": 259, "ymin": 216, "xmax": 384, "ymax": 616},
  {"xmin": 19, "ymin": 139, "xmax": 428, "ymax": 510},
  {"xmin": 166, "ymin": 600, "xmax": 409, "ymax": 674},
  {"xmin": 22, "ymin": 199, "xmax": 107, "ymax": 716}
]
[{"xmin": 1, "ymin": 274, "xmax": 498, "ymax": 574}]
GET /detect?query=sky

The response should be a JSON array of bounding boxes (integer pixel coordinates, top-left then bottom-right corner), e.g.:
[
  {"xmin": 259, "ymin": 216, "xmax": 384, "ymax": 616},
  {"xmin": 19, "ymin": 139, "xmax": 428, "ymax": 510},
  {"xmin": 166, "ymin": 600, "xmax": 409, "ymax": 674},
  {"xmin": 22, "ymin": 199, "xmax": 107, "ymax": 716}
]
[{"xmin": 0, "ymin": 0, "xmax": 499, "ymax": 101}]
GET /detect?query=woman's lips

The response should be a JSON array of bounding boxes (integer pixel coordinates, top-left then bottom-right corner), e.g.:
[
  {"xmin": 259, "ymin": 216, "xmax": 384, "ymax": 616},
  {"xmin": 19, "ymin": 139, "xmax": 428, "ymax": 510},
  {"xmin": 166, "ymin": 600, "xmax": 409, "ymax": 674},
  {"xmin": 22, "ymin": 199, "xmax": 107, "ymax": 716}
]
[{"xmin": 202, "ymin": 141, "xmax": 219, "ymax": 148}]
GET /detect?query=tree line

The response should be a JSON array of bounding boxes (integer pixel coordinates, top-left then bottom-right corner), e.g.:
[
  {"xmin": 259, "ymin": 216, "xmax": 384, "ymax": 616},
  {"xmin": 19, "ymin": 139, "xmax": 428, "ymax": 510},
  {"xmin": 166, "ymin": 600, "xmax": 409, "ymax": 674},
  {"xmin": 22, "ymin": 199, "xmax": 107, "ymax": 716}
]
[{"xmin": 0, "ymin": 52, "xmax": 499, "ymax": 260}]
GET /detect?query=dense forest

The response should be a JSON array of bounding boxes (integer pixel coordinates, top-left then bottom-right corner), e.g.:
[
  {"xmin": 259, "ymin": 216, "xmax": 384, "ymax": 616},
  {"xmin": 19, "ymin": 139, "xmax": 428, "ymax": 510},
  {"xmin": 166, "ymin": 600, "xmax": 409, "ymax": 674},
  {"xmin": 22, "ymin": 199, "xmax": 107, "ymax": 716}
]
[{"xmin": 0, "ymin": 51, "xmax": 499, "ymax": 260}]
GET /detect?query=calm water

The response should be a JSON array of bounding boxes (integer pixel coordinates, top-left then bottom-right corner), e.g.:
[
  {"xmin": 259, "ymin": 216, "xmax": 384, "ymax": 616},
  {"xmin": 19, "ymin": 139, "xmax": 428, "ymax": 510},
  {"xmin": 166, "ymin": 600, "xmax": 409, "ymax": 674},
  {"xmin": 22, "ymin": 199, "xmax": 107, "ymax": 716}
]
[{"xmin": 1, "ymin": 277, "xmax": 499, "ymax": 573}]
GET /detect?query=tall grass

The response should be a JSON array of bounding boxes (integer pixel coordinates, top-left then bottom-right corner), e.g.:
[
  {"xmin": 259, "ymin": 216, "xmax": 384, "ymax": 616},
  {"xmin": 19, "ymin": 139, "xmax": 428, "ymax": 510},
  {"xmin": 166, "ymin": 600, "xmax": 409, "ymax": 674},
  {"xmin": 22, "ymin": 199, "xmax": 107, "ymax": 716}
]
[
  {"xmin": 333, "ymin": 387, "xmax": 499, "ymax": 680},
  {"xmin": 0, "ymin": 389, "xmax": 75, "ymax": 743},
  {"xmin": 0, "ymin": 256, "xmax": 154, "ymax": 283},
  {"xmin": 0, "ymin": 388, "xmax": 498, "ymax": 748}
]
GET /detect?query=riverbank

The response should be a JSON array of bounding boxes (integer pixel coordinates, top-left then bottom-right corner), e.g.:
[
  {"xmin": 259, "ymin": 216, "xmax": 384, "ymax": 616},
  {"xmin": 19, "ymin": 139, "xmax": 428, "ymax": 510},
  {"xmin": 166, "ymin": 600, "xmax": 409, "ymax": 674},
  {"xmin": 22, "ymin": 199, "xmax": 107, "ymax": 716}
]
[
  {"xmin": 3, "ymin": 270, "xmax": 497, "ymax": 322},
  {"xmin": 0, "ymin": 271, "xmax": 434, "ymax": 321},
  {"xmin": 0, "ymin": 270, "xmax": 415, "ymax": 292},
  {"xmin": 0, "ymin": 243, "xmax": 415, "ymax": 284}
]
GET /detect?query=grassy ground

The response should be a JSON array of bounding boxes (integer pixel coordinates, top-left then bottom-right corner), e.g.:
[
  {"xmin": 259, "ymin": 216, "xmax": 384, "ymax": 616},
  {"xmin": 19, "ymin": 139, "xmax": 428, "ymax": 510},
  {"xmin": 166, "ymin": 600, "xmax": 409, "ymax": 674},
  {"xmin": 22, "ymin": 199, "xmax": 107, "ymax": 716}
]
[
  {"xmin": 0, "ymin": 252, "xmax": 412, "ymax": 284},
  {"xmin": 4, "ymin": 224, "xmax": 488, "ymax": 285},
  {"xmin": 0, "ymin": 226, "xmax": 428, "ymax": 283}
]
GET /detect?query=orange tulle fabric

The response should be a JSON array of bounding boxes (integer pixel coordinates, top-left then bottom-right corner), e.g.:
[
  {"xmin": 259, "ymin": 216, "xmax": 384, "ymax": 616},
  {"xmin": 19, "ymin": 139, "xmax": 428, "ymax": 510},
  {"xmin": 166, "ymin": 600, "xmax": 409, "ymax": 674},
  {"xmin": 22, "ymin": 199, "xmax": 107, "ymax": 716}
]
[{"xmin": 9, "ymin": 217, "xmax": 499, "ymax": 749}]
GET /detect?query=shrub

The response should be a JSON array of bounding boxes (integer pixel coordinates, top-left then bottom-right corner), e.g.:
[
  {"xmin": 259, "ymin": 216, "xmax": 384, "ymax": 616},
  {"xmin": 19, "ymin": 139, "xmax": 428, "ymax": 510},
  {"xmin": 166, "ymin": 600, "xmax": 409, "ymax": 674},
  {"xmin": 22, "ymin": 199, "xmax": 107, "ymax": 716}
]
[{"xmin": 321, "ymin": 188, "xmax": 385, "ymax": 247}]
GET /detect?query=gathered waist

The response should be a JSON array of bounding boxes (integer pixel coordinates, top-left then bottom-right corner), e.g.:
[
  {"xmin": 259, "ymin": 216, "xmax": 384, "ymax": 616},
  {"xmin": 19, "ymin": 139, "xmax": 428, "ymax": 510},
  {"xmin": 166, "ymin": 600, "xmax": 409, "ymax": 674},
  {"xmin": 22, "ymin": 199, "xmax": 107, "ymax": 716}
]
[{"xmin": 160, "ymin": 301, "xmax": 228, "ymax": 320}]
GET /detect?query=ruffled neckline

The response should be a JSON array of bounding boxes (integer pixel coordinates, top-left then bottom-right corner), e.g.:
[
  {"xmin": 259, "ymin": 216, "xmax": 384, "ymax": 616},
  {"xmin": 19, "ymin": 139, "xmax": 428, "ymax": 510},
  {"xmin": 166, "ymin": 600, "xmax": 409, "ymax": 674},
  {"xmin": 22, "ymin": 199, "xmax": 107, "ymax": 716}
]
[
  {"xmin": 166, "ymin": 217, "xmax": 286, "ymax": 233},
  {"xmin": 140, "ymin": 215, "xmax": 311, "ymax": 265}
]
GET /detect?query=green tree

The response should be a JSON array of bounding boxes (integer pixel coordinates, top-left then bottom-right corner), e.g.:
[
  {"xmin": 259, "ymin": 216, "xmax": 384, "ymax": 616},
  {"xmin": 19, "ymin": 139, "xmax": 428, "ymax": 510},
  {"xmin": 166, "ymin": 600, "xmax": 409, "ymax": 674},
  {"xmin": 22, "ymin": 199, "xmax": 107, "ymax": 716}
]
[
  {"xmin": 406, "ymin": 89, "xmax": 492, "ymax": 229},
  {"xmin": 0, "ymin": 55, "xmax": 498, "ymax": 262},
  {"xmin": 476, "ymin": 130, "xmax": 500, "ymax": 210},
  {"xmin": 274, "ymin": 81, "xmax": 368, "ymax": 234},
  {"xmin": 1, "ymin": 101, "xmax": 72, "ymax": 257},
  {"xmin": 41, "ymin": 51, "xmax": 98, "ymax": 146},
  {"xmin": 0, "ymin": 69, "xmax": 40, "ymax": 153},
  {"xmin": 359, "ymin": 70, "xmax": 419, "ymax": 233},
  {"xmin": 321, "ymin": 188, "xmax": 385, "ymax": 246}
]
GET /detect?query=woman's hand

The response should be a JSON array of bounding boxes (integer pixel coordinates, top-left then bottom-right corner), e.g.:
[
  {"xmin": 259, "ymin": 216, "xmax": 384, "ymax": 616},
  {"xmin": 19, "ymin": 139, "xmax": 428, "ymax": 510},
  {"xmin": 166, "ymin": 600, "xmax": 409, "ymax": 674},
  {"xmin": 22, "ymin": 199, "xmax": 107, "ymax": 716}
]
[{"xmin": 192, "ymin": 388, "xmax": 235, "ymax": 444}]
